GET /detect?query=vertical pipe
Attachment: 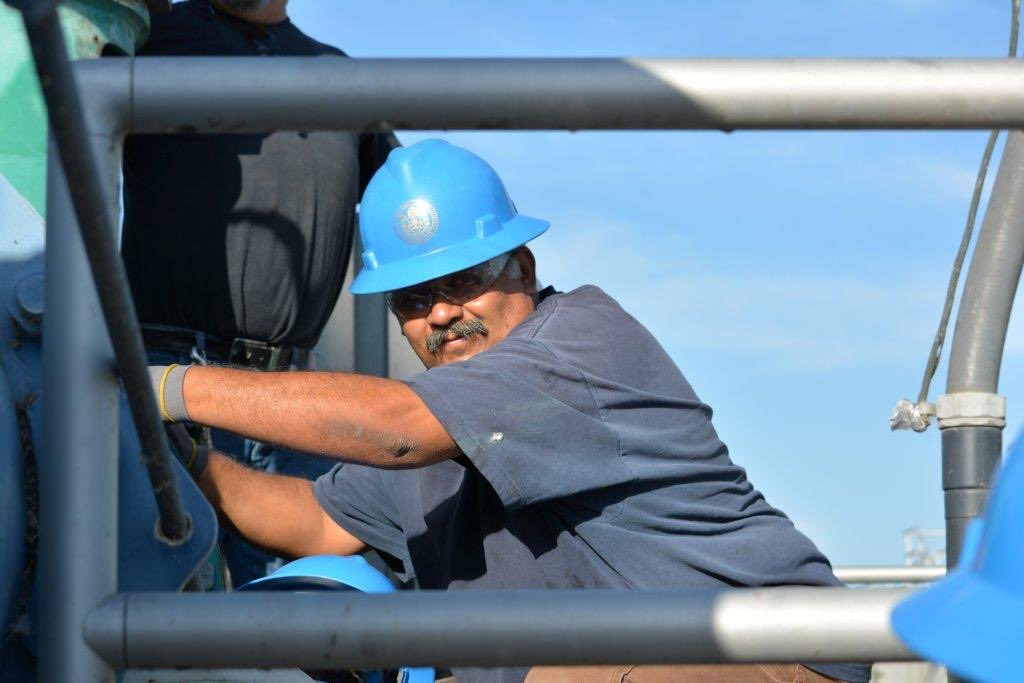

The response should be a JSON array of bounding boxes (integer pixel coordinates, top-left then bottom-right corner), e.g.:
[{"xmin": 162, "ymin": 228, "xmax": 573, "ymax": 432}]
[
  {"xmin": 39, "ymin": 142, "xmax": 117, "ymax": 683},
  {"xmin": 352, "ymin": 229, "xmax": 389, "ymax": 377},
  {"xmin": 942, "ymin": 130, "xmax": 1024, "ymax": 564},
  {"xmin": 354, "ymin": 294, "xmax": 390, "ymax": 376}
]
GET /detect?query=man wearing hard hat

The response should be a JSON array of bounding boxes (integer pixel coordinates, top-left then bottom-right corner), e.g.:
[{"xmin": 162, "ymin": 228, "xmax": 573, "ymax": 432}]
[{"xmin": 152, "ymin": 139, "xmax": 869, "ymax": 683}]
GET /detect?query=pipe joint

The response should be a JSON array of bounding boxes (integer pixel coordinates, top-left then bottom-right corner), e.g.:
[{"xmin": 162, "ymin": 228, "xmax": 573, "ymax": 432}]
[{"xmin": 936, "ymin": 392, "xmax": 1006, "ymax": 429}]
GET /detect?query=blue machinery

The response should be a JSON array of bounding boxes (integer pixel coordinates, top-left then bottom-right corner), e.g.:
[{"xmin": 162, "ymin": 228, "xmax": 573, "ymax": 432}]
[{"xmin": 4, "ymin": 1, "xmax": 1024, "ymax": 681}]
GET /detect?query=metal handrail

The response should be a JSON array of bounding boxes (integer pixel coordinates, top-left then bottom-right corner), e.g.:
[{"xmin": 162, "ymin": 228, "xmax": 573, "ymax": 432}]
[
  {"xmin": 84, "ymin": 588, "xmax": 915, "ymax": 669},
  {"xmin": 834, "ymin": 566, "xmax": 946, "ymax": 584},
  {"xmin": 73, "ymin": 57, "xmax": 1024, "ymax": 133}
]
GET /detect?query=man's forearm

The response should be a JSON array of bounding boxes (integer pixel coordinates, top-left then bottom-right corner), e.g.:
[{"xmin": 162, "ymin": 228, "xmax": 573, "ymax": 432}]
[
  {"xmin": 199, "ymin": 452, "xmax": 364, "ymax": 559},
  {"xmin": 181, "ymin": 366, "xmax": 457, "ymax": 468}
]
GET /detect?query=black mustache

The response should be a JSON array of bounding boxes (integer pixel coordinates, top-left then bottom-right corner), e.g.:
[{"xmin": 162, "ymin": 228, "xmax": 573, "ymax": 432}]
[{"xmin": 426, "ymin": 319, "xmax": 489, "ymax": 354}]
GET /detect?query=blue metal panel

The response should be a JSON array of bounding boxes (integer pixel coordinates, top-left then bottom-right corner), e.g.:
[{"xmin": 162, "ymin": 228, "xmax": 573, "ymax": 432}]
[
  {"xmin": 0, "ymin": 172, "xmax": 45, "ymax": 674},
  {"xmin": 0, "ymin": 367, "xmax": 25, "ymax": 636},
  {"xmin": 0, "ymin": 171, "xmax": 219, "ymax": 676},
  {"xmin": 116, "ymin": 401, "xmax": 218, "ymax": 593}
]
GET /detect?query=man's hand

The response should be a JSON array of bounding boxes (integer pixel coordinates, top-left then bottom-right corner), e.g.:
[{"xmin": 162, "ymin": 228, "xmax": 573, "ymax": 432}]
[{"xmin": 165, "ymin": 424, "xmax": 209, "ymax": 478}]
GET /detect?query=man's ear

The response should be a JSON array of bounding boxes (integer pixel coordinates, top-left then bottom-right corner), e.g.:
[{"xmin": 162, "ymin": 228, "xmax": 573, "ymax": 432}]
[{"xmin": 516, "ymin": 247, "xmax": 538, "ymax": 291}]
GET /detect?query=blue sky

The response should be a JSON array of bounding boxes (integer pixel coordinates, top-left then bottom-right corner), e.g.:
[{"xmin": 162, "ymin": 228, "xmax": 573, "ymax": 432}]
[{"xmin": 289, "ymin": 0, "xmax": 1024, "ymax": 565}]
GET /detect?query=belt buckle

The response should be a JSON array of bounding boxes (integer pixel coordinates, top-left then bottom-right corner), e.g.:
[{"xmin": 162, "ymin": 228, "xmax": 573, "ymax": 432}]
[{"xmin": 229, "ymin": 339, "xmax": 291, "ymax": 370}]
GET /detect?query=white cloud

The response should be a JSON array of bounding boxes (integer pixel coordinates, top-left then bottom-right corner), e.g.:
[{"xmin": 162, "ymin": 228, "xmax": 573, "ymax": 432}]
[
  {"xmin": 532, "ymin": 212, "xmax": 942, "ymax": 373},
  {"xmin": 840, "ymin": 150, "xmax": 985, "ymax": 205}
]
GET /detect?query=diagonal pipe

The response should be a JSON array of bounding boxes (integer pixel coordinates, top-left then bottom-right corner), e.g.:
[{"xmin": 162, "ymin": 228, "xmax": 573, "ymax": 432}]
[{"xmin": 8, "ymin": 0, "xmax": 190, "ymax": 542}]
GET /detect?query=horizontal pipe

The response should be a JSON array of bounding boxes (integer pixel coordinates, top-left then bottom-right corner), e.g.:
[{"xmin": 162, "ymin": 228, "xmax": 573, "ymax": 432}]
[
  {"xmin": 834, "ymin": 566, "xmax": 945, "ymax": 584},
  {"xmin": 71, "ymin": 57, "xmax": 1024, "ymax": 133},
  {"xmin": 84, "ymin": 588, "xmax": 915, "ymax": 669}
]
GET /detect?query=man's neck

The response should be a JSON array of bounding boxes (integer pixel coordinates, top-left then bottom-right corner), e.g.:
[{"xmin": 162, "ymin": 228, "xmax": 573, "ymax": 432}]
[{"xmin": 211, "ymin": 0, "xmax": 288, "ymax": 25}]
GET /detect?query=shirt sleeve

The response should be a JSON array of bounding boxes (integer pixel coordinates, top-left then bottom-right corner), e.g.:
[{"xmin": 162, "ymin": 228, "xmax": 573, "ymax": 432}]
[
  {"xmin": 358, "ymin": 132, "xmax": 400, "ymax": 196},
  {"xmin": 313, "ymin": 463, "xmax": 409, "ymax": 566},
  {"xmin": 404, "ymin": 338, "xmax": 635, "ymax": 511}
]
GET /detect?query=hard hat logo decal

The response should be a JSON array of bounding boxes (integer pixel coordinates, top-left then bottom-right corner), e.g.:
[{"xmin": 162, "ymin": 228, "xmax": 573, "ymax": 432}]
[{"xmin": 394, "ymin": 199, "xmax": 439, "ymax": 245}]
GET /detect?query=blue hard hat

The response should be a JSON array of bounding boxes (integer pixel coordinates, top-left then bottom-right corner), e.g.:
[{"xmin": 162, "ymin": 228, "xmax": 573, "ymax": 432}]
[
  {"xmin": 351, "ymin": 138, "xmax": 549, "ymax": 294},
  {"xmin": 891, "ymin": 445, "xmax": 1024, "ymax": 683},
  {"xmin": 240, "ymin": 554, "xmax": 399, "ymax": 593},
  {"xmin": 238, "ymin": 556, "xmax": 434, "ymax": 683}
]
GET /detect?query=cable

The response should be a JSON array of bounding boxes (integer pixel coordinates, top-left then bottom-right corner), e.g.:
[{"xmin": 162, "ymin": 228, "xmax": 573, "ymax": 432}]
[{"xmin": 915, "ymin": 0, "xmax": 1020, "ymax": 408}]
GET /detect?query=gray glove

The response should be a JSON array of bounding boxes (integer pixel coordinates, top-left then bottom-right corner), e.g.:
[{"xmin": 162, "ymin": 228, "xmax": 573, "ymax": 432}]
[
  {"xmin": 165, "ymin": 424, "xmax": 209, "ymax": 479},
  {"xmin": 149, "ymin": 364, "xmax": 192, "ymax": 422}
]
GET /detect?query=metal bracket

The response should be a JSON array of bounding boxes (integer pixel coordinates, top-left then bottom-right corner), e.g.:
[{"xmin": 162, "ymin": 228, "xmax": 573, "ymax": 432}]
[{"xmin": 936, "ymin": 392, "xmax": 1006, "ymax": 429}]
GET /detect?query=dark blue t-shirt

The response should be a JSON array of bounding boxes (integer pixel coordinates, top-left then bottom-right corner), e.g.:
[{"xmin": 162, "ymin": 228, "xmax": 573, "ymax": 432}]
[{"xmin": 314, "ymin": 285, "xmax": 869, "ymax": 683}]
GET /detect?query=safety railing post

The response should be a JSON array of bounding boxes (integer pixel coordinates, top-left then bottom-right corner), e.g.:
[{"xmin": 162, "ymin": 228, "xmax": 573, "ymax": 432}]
[{"xmin": 39, "ymin": 140, "xmax": 118, "ymax": 683}]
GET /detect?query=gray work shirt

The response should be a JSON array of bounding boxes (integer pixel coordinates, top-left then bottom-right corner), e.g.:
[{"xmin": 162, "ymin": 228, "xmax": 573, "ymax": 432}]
[{"xmin": 314, "ymin": 285, "xmax": 869, "ymax": 683}]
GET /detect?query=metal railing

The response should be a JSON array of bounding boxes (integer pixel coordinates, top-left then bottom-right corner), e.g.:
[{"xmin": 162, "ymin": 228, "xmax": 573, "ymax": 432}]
[
  {"xmin": 84, "ymin": 588, "xmax": 915, "ymax": 669},
  {"xmin": 82, "ymin": 56, "xmax": 1024, "ymax": 132},
  {"xmin": 11, "ymin": 8, "xmax": 1021, "ymax": 677},
  {"xmin": 834, "ymin": 566, "xmax": 946, "ymax": 585}
]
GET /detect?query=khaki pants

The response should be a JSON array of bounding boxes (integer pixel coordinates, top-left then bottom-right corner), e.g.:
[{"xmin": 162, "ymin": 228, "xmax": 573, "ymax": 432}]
[{"xmin": 525, "ymin": 663, "xmax": 839, "ymax": 682}]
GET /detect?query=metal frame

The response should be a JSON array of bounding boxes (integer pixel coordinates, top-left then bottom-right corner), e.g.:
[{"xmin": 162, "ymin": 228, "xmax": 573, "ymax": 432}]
[
  {"xmin": 82, "ymin": 588, "xmax": 914, "ymax": 669},
  {"xmin": 832, "ymin": 566, "xmax": 945, "ymax": 585},
  {"xmin": 39, "ymin": 138, "xmax": 119, "ymax": 683},
  {"xmin": 25, "ymin": 52, "xmax": 1024, "ymax": 676},
  {"xmin": 77, "ymin": 57, "xmax": 1024, "ymax": 132}
]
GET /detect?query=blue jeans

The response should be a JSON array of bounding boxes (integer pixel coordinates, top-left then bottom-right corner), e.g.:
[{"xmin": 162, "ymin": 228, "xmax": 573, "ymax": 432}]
[{"xmin": 148, "ymin": 347, "xmax": 335, "ymax": 587}]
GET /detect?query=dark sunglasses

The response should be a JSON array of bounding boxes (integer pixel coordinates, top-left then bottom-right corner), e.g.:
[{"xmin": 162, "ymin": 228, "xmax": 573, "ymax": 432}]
[{"xmin": 385, "ymin": 253, "xmax": 511, "ymax": 319}]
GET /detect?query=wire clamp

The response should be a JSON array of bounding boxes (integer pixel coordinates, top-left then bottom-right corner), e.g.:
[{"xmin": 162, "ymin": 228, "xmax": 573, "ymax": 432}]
[
  {"xmin": 890, "ymin": 399, "xmax": 936, "ymax": 432},
  {"xmin": 935, "ymin": 392, "xmax": 1006, "ymax": 429}
]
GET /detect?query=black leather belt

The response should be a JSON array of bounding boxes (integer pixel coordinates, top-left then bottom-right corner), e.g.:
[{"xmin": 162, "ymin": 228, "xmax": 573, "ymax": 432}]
[{"xmin": 141, "ymin": 325, "xmax": 310, "ymax": 371}]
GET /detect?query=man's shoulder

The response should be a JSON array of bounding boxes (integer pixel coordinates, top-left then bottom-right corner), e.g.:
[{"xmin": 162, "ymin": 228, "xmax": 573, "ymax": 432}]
[
  {"xmin": 517, "ymin": 285, "xmax": 629, "ymax": 338},
  {"xmin": 142, "ymin": 1, "xmax": 218, "ymax": 54},
  {"xmin": 147, "ymin": 2, "xmax": 347, "ymax": 57},
  {"xmin": 282, "ymin": 22, "xmax": 347, "ymax": 56},
  {"xmin": 547, "ymin": 284, "xmax": 620, "ymax": 310},
  {"xmin": 503, "ymin": 283, "xmax": 672, "ymax": 378},
  {"xmin": 149, "ymin": 0, "xmax": 203, "ymax": 31}
]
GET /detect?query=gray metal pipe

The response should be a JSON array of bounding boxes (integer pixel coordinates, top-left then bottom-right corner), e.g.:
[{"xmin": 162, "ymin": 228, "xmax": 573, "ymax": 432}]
[
  {"xmin": 833, "ymin": 566, "xmax": 945, "ymax": 584},
  {"xmin": 352, "ymin": 233, "xmax": 390, "ymax": 377},
  {"xmin": 70, "ymin": 57, "xmax": 1024, "ymax": 133},
  {"xmin": 83, "ymin": 588, "xmax": 914, "ymax": 669},
  {"xmin": 947, "ymin": 131, "xmax": 1024, "ymax": 393},
  {"xmin": 942, "ymin": 131, "xmax": 1024, "ymax": 564},
  {"xmin": 39, "ymin": 144, "xmax": 117, "ymax": 683},
  {"xmin": 12, "ymin": 0, "xmax": 190, "ymax": 542}
]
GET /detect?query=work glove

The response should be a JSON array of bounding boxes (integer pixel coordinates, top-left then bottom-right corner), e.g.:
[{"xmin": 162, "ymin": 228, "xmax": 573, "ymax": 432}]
[
  {"xmin": 148, "ymin": 364, "xmax": 192, "ymax": 422},
  {"xmin": 165, "ymin": 423, "xmax": 210, "ymax": 479}
]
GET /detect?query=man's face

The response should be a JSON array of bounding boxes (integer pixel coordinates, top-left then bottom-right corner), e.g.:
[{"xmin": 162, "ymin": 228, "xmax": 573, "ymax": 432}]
[{"xmin": 394, "ymin": 249, "xmax": 538, "ymax": 369}]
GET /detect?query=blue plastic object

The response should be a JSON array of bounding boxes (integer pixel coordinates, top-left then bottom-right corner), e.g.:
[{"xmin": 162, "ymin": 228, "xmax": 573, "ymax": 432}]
[
  {"xmin": 0, "ymin": 174, "xmax": 44, "ymax": 644},
  {"xmin": 892, "ymin": 445, "xmax": 1024, "ymax": 683},
  {"xmin": 242, "ymin": 554, "xmax": 399, "ymax": 594},
  {"xmin": 351, "ymin": 139, "xmax": 549, "ymax": 294},
  {"xmin": 239, "ymin": 556, "xmax": 435, "ymax": 683}
]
